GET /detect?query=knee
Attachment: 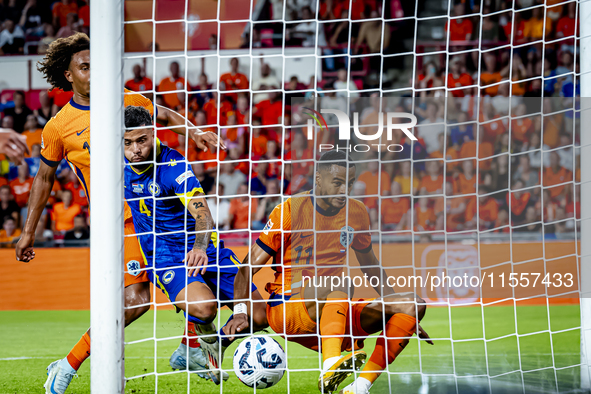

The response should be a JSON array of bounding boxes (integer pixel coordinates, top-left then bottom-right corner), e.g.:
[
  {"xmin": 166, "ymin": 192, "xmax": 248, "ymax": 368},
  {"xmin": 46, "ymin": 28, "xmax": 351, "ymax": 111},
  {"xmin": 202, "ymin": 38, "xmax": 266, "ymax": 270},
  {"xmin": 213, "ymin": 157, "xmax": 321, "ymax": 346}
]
[{"xmin": 188, "ymin": 301, "xmax": 217, "ymax": 324}]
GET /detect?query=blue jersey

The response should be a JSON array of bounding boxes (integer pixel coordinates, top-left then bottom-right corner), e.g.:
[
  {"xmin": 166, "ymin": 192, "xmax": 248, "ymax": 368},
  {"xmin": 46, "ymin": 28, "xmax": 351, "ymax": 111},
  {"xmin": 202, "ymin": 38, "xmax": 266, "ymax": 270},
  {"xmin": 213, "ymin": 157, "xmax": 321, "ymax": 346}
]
[{"xmin": 124, "ymin": 140, "xmax": 223, "ymax": 270}]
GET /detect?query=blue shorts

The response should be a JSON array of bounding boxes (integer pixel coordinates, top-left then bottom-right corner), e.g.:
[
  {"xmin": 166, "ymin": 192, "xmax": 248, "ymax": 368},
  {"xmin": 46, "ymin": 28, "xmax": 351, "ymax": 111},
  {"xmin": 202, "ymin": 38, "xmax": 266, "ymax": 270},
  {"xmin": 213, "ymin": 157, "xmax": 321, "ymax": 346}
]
[{"xmin": 147, "ymin": 247, "xmax": 256, "ymax": 304}]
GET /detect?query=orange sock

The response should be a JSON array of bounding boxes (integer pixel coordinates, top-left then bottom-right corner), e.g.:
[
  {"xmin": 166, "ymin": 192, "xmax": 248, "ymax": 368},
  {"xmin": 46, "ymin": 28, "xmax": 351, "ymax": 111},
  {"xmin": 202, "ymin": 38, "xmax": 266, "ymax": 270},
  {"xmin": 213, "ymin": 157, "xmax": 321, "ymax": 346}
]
[
  {"xmin": 66, "ymin": 331, "xmax": 91, "ymax": 371},
  {"xmin": 319, "ymin": 293, "xmax": 349, "ymax": 363},
  {"xmin": 181, "ymin": 322, "xmax": 201, "ymax": 348},
  {"xmin": 359, "ymin": 313, "xmax": 417, "ymax": 384}
]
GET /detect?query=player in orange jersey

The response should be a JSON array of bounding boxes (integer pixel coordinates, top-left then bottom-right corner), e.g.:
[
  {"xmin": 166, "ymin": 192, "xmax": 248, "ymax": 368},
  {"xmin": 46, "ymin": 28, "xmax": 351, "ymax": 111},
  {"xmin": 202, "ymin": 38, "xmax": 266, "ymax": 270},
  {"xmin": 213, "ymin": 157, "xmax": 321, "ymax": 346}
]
[
  {"xmin": 227, "ymin": 151, "xmax": 430, "ymax": 394},
  {"xmin": 13, "ymin": 33, "xmax": 223, "ymax": 394}
]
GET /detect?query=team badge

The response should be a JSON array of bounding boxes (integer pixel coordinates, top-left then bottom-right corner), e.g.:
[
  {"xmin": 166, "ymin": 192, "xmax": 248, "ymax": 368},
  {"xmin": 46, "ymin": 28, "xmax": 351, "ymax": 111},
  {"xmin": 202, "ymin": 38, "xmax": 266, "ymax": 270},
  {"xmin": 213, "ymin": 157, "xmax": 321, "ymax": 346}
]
[
  {"xmin": 127, "ymin": 260, "xmax": 141, "ymax": 276},
  {"xmin": 339, "ymin": 226, "xmax": 354, "ymax": 248},
  {"xmin": 148, "ymin": 181, "xmax": 161, "ymax": 196},
  {"xmin": 132, "ymin": 183, "xmax": 144, "ymax": 194},
  {"xmin": 162, "ymin": 270, "xmax": 175, "ymax": 284}
]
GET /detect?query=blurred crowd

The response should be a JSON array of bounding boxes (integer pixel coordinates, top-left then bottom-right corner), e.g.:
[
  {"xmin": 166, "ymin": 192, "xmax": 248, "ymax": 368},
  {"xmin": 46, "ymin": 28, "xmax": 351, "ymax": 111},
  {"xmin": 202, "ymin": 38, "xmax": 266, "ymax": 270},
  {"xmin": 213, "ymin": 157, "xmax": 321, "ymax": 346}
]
[
  {"xmin": 0, "ymin": 0, "xmax": 581, "ymax": 245},
  {"xmin": 0, "ymin": 0, "xmax": 88, "ymax": 55}
]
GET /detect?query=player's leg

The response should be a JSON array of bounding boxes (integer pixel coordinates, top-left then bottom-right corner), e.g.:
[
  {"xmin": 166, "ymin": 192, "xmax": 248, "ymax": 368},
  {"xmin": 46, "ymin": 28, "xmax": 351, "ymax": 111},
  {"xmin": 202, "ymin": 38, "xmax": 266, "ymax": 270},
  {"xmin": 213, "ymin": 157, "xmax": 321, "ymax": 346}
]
[
  {"xmin": 44, "ymin": 233, "xmax": 152, "ymax": 394},
  {"xmin": 317, "ymin": 292, "xmax": 369, "ymax": 394},
  {"xmin": 339, "ymin": 294, "xmax": 427, "ymax": 394}
]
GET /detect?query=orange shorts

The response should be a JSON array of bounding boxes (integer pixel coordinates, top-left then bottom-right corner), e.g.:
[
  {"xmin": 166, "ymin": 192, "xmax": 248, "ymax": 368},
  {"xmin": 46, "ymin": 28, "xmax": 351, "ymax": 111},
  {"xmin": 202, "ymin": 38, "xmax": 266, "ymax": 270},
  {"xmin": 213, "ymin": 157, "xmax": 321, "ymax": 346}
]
[
  {"xmin": 123, "ymin": 219, "xmax": 149, "ymax": 287},
  {"xmin": 266, "ymin": 294, "xmax": 372, "ymax": 352}
]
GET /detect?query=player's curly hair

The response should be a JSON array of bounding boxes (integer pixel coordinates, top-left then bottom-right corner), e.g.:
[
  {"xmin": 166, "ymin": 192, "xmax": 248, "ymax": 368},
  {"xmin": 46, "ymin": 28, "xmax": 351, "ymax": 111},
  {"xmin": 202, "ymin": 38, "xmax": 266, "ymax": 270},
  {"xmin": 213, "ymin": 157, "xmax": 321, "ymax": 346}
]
[{"xmin": 37, "ymin": 33, "xmax": 90, "ymax": 92}]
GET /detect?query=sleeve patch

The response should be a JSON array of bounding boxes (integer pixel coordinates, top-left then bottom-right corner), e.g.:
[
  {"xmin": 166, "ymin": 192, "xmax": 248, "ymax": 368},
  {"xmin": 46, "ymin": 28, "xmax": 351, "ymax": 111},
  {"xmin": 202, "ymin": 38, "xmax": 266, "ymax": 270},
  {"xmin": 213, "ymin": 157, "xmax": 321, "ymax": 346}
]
[
  {"xmin": 263, "ymin": 219, "xmax": 274, "ymax": 235},
  {"xmin": 175, "ymin": 170, "xmax": 195, "ymax": 185}
]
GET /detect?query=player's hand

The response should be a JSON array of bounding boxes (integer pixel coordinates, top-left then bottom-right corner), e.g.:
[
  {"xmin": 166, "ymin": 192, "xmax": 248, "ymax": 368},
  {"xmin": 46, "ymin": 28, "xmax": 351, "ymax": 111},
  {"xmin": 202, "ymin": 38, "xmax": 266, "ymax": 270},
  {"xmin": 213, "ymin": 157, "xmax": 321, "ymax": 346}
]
[
  {"xmin": 418, "ymin": 324, "xmax": 434, "ymax": 345},
  {"xmin": 190, "ymin": 129, "xmax": 226, "ymax": 152},
  {"xmin": 184, "ymin": 248, "xmax": 208, "ymax": 276},
  {"xmin": 0, "ymin": 129, "xmax": 29, "ymax": 165},
  {"xmin": 15, "ymin": 232, "xmax": 36, "ymax": 262},
  {"xmin": 225, "ymin": 313, "xmax": 250, "ymax": 341}
]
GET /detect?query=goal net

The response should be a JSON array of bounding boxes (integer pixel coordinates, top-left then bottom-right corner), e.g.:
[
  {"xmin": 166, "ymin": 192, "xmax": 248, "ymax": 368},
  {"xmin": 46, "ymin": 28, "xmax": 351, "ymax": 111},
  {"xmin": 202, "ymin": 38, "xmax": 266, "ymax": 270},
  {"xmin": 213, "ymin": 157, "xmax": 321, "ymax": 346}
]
[{"xmin": 101, "ymin": 0, "xmax": 589, "ymax": 392}]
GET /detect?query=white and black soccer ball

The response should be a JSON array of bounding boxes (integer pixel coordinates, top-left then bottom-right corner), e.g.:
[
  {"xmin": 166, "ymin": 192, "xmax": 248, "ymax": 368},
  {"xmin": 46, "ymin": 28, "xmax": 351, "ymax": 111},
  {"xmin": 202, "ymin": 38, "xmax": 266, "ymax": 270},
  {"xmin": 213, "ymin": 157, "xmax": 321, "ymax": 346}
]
[{"xmin": 233, "ymin": 335, "xmax": 286, "ymax": 389}]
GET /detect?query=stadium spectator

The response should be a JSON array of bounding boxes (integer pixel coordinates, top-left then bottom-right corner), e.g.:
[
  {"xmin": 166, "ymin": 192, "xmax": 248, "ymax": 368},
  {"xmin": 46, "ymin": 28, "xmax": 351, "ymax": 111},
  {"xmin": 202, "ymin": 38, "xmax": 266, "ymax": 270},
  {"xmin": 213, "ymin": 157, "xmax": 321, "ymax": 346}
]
[
  {"xmin": 220, "ymin": 113, "xmax": 246, "ymax": 151},
  {"xmin": 544, "ymin": 151, "xmax": 572, "ymax": 201},
  {"xmin": 52, "ymin": 0, "xmax": 78, "ymax": 29},
  {"xmin": 47, "ymin": 87, "xmax": 73, "ymax": 113},
  {"xmin": 357, "ymin": 159, "xmax": 390, "ymax": 207},
  {"xmin": 480, "ymin": 52, "xmax": 504, "ymax": 96},
  {"xmin": 354, "ymin": 9, "xmax": 390, "ymax": 56},
  {"xmin": 510, "ymin": 53, "xmax": 527, "ymax": 96},
  {"xmin": 333, "ymin": 68, "xmax": 359, "ymax": 98},
  {"xmin": 1, "ymin": 115, "xmax": 14, "ymax": 132},
  {"xmin": 556, "ymin": 132, "xmax": 575, "ymax": 172},
  {"xmin": 3, "ymin": 91, "xmax": 31, "ymax": 133},
  {"xmin": 320, "ymin": 82, "xmax": 347, "ymax": 126},
  {"xmin": 20, "ymin": 0, "xmax": 51, "ymax": 35},
  {"xmin": 417, "ymin": 101, "xmax": 444, "ymax": 154},
  {"xmin": 220, "ymin": 57, "xmax": 249, "ymax": 103},
  {"xmin": 556, "ymin": 2, "xmax": 577, "ymax": 39},
  {"xmin": 253, "ymin": 89, "xmax": 283, "ymax": 127},
  {"xmin": 512, "ymin": 154, "xmax": 539, "ymax": 188},
  {"xmin": 466, "ymin": 186, "xmax": 498, "ymax": 231},
  {"xmin": 218, "ymin": 162, "xmax": 246, "ymax": 197},
  {"xmin": 9, "ymin": 162, "xmax": 32, "ymax": 208},
  {"xmin": 25, "ymin": 144, "xmax": 41, "ymax": 177},
  {"xmin": 525, "ymin": 132, "xmax": 550, "ymax": 169},
  {"xmin": 206, "ymin": 183, "xmax": 230, "ymax": 230},
  {"xmin": 250, "ymin": 162, "xmax": 271, "ymax": 195},
  {"xmin": 480, "ymin": 6, "xmax": 500, "ymax": 41},
  {"xmin": 64, "ymin": 214, "xmax": 89, "ymax": 240},
  {"xmin": 420, "ymin": 161, "xmax": 443, "ymax": 195},
  {"xmin": 38, "ymin": 23, "xmax": 56, "ymax": 54},
  {"xmin": 288, "ymin": 6, "xmax": 327, "ymax": 48},
  {"xmin": 33, "ymin": 90, "xmax": 53, "ymax": 126},
  {"xmin": 252, "ymin": 61, "xmax": 280, "ymax": 103},
  {"xmin": 191, "ymin": 162, "xmax": 214, "ymax": 194},
  {"xmin": 235, "ymin": 94, "xmax": 250, "ymax": 125},
  {"xmin": 447, "ymin": 56, "xmax": 473, "ymax": 97},
  {"xmin": 56, "ymin": 12, "xmax": 80, "ymax": 38},
  {"xmin": 455, "ymin": 159, "xmax": 477, "ymax": 195},
  {"xmin": 442, "ymin": 181, "xmax": 467, "ymax": 232},
  {"xmin": 0, "ymin": 185, "xmax": 19, "ymax": 227},
  {"xmin": 157, "ymin": 61, "xmax": 186, "ymax": 109},
  {"xmin": 253, "ymin": 178, "xmax": 281, "ymax": 230},
  {"xmin": 445, "ymin": 2, "xmax": 473, "ymax": 42},
  {"xmin": 0, "ymin": 19, "xmax": 25, "ymax": 54},
  {"xmin": 507, "ymin": 179, "xmax": 532, "ymax": 225},
  {"xmin": 514, "ymin": 206, "xmax": 542, "ymax": 232},
  {"xmin": 228, "ymin": 183, "xmax": 257, "ymax": 229},
  {"xmin": 21, "ymin": 115, "xmax": 41, "ymax": 156},
  {"xmin": 394, "ymin": 160, "xmax": 418, "ymax": 196},
  {"xmin": 414, "ymin": 196, "xmax": 436, "ymax": 232},
  {"xmin": 125, "ymin": 64, "xmax": 153, "ymax": 95},
  {"xmin": 78, "ymin": 0, "xmax": 89, "ymax": 34},
  {"xmin": 51, "ymin": 189, "xmax": 81, "ymax": 233},
  {"xmin": 417, "ymin": 61, "xmax": 443, "ymax": 91},
  {"xmin": 381, "ymin": 181, "xmax": 410, "ymax": 231},
  {"xmin": 0, "ymin": 216, "xmax": 20, "ymax": 243},
  {"xmin": 450, "ymin": 112, "xmax": 474, "ymax": 146},
  {"xmin": 202, "ymin": 91, "xmax": 232, "ymax": 126},
  {"xmin": 63, "ymin": 171, "xmax": 87, "ymax": 207},
  {"xmin": 523, "ymin": 6, "xmax": 552, "ymax": 41}
]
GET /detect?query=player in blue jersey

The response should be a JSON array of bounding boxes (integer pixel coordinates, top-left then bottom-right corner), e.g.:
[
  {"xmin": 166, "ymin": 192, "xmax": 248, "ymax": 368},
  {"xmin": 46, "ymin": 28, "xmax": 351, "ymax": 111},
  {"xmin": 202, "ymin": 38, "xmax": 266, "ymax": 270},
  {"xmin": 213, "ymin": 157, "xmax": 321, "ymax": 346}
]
[{"xmin": 123, "ymin": 106, "xmax": 268, "ymax": 384}]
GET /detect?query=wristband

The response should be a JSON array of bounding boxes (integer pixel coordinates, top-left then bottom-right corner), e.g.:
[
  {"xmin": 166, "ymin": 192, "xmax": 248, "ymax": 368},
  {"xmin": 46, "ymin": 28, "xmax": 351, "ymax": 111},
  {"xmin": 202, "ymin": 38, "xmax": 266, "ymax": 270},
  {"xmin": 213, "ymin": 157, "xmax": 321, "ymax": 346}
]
[{"xmin": 234, "ymin": 303, "xmax": 247, "ymax": 315}]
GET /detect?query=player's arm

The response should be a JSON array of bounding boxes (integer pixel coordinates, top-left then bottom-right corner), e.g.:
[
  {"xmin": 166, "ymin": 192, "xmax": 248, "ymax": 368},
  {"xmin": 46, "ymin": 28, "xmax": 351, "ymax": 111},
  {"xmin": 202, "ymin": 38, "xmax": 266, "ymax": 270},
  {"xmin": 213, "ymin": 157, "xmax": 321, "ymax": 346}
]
[
  {"xmin": 155, "ymin": 104, "xmax": 226, "ymax": 151},
  {"xmin": 16, "ymin": 161, "xmax": 57, "ymax": 262},
  {"xmin": 226, "ymin": 242, "xmax": 272, "ymax": 339},
  {"xmin": 185, "ymin": 193, "xmax": 214, "ymax": 276},
  {"xmin": 355, "ymin": 247, "xmax": 396, "ymax": 298}
]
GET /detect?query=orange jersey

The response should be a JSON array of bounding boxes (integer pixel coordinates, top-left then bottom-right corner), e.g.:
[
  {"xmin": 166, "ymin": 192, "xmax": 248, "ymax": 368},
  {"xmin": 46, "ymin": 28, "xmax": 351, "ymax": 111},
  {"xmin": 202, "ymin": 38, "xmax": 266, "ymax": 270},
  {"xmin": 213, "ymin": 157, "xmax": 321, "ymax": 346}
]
[
  {"xmin": 40, "ymin": 89, "xmax": 154, "ymax": 221},
  {"xmin": 256, "ymin": 192, "xmax": 372, "ymax": 296},
  {"xmin": 9, "ymin": 178, "xmax": 34, "ymax": 208},
  {"xmin": 544, "ymin": 166, "xmax": 572, "ymax": 199},
  {"xmin": 455, "ymin": 173, "xmax": 477, "ymax": 195},
  {"xmin": 420, "ymin": 175, "xmax": 443, "ymax": 194},
  {"xmin": 381, "ymin": 197, "xmax": 410, "ymax": 227}
]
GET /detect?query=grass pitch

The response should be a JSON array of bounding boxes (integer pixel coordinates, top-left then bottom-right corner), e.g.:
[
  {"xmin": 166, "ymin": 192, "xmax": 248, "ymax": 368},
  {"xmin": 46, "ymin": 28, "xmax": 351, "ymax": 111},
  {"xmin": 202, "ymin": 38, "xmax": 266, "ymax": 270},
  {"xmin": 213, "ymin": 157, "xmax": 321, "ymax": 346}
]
[{"xmin": 0, "ymin": 305, "xmax": 581, "ymax": 393}]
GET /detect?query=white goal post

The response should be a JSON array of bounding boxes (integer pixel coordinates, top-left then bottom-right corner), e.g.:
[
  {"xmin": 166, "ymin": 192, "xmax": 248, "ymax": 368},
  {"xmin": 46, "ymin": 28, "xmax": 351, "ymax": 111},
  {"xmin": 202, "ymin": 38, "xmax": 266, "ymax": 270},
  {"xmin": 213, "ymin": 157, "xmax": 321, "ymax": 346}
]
[{"xmin": 89, "ymin": 0, "xmax": 124, "ymax": 393}]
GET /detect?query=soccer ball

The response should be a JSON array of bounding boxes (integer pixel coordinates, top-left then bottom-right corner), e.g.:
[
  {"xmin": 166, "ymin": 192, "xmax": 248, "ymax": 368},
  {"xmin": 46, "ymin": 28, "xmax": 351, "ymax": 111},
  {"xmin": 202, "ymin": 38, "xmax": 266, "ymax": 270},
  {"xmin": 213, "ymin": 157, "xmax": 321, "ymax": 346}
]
[{"xmin": 233, "ymin": 335, "xmax": 286, "ymax": 389}]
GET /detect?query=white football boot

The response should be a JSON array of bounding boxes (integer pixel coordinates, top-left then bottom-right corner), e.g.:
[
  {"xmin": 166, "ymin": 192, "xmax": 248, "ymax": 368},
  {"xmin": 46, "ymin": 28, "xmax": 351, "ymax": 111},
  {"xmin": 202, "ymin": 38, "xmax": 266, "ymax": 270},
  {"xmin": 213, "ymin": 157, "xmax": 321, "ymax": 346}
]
[{"xmin": 44, "ymin": 358, "xmax": 76, "ymax": 394}]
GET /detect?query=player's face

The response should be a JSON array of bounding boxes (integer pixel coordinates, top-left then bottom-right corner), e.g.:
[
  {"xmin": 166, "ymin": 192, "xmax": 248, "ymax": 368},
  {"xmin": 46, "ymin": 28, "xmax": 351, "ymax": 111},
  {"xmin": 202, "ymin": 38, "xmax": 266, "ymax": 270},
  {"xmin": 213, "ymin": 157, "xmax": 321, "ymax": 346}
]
[
  {"xmin": 316, "ymin": 165, "xmax": 356, "ymax": 210},
  {"xmin": 124, "ymin": 128, "xmax": 154, "ymax": 166},
  {"xmin": 65, "ymin": 49, "xmax": 90, "ymax": 96}
]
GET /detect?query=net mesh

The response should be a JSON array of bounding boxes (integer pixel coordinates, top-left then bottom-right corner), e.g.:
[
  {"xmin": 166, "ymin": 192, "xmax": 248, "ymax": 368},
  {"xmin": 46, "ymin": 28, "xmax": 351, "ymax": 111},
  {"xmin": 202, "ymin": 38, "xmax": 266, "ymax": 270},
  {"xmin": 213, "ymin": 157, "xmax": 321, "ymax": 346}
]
[{"xmin": 120, "ymin": 0, "xmax": 583, "ymax": 392}]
